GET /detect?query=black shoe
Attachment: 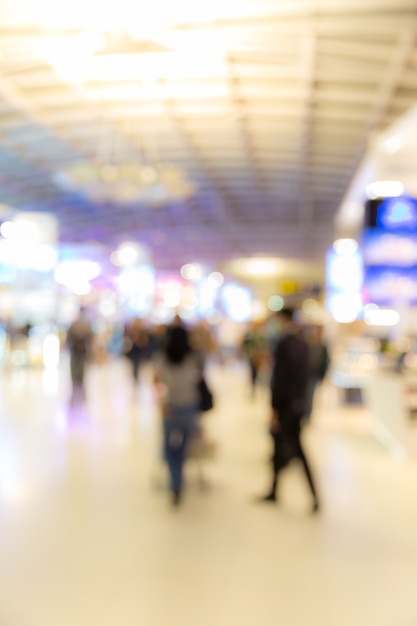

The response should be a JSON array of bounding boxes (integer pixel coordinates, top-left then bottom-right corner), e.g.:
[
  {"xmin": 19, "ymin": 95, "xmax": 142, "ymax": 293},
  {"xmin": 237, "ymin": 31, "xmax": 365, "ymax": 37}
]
[
  {"xmin": 256, "ymin": 493, "xmax": 277, "ymax": 503},
  {"xmin": 172, "ymin": 489, "xmax": 182, "ymax": 507}
]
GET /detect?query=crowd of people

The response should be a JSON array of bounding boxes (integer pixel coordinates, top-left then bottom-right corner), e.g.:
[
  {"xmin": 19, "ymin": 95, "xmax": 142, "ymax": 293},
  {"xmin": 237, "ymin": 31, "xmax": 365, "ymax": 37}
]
[
  {"xmin": 66, "ymin": 312, "xmax": 216, "ymax": 506},
  {"xmin": 64, "ymin": 308, "xmax": 329, "ymax": 511}
]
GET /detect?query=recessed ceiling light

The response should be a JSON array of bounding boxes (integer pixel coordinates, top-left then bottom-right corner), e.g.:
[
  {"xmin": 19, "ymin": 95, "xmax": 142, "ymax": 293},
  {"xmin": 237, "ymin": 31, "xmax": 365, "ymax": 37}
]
[
  {"xmin": 366, "ymin": 181, "xmax": 404, "ymax": 200},
  {"xmin": 332, "ymin": 239, "xmax": 358, "ymax": 256},
  {"xmin": 246, "ymin": 258, "xmax": 280, "ymax": 276}
]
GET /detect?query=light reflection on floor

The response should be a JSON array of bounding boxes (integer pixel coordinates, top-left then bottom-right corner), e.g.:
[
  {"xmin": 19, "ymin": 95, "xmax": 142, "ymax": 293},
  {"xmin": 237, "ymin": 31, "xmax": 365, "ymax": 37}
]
[{"xmin": 0, "ymin": 359, "xmax": 416, "ymax": 626}]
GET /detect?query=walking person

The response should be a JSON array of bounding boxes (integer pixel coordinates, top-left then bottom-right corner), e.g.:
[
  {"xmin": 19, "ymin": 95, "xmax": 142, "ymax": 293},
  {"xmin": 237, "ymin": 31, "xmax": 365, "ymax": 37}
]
[
  {"xmin": 67, "ymin": 308, "xmax": 93, "ymax": 407},
  {"xmin": 124, "ymin": 318, "xmax": 149, "ymax": 384},
  {"xmin": 258, "ymin": 308, "xmax": 320, "ymax": 513},
  {"xmin": 154, "ymin": 324, "xmax": 203, "ymax": 507}
]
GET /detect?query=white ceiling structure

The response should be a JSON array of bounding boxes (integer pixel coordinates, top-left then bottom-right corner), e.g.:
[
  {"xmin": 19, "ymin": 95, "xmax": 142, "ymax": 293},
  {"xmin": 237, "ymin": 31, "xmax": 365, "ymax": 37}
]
[
  {"xmin": 337, "ymin": 103, "xmax": 417, "ymax": 233},
  {"xmin": 0, "ymin": 0, "xmax": 416, "ymax": 271}
]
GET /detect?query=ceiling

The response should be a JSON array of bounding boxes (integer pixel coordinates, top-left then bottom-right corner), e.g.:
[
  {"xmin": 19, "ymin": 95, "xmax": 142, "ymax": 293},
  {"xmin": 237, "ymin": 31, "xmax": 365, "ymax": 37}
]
[
  {"xmin": 0, "ymin": 0, "xmax": 416, "ymax": 271},
  {"xmin": 336, "ymin": 102, "xmax": 417, "ymax": 234}
]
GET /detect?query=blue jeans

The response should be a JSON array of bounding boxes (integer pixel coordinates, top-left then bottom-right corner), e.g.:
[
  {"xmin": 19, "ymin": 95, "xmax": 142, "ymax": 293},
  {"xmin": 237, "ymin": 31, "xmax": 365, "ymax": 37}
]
[{"xmin": 163, "ymin": 406, "xmax": 197, "ymax": 492}]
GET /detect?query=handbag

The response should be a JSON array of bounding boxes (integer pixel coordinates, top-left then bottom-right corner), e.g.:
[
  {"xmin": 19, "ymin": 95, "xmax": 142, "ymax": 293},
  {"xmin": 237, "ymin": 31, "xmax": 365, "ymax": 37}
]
[{"xmin": 198, "ymin": 376, "xmax": 214, "ymax": 412}]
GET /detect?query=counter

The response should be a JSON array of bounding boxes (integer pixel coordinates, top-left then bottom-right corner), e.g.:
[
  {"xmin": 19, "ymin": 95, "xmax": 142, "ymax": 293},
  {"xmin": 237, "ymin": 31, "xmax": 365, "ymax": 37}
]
[{"xmin": 364, "ymin": 369, "xmax": 417, "ymax": 458}]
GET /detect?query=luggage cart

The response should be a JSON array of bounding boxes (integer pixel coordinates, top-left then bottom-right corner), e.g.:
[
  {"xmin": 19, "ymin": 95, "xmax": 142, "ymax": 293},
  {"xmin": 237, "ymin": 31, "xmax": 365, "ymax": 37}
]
[{"xmin": 151, "ymin": 421, "xmax": 216, "ymax": 493}]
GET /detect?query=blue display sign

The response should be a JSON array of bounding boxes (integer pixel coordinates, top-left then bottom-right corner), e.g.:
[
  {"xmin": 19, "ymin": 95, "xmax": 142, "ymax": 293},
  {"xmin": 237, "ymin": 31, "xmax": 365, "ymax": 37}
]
[
  {"xmin": 362, "ymin": 194, "xmax": 417, "ymax": 305},
  {"xmin": 377, "ymin": 196, "xmax": 417, "ymax": 231},
  {"xmin": 362, "ymin": 231, "xmax": 417, "ymax": 267},
  {"xmin": 363, "ymin": 267, "xmax": 417, "ymax": 305}
]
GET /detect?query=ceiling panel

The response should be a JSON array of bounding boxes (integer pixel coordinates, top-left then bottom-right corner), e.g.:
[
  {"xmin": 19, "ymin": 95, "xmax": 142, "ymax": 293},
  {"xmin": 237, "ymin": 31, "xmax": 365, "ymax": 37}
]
[{"xmin": 0, "ymin": 2, "xmax": 414, "ymax": 267}]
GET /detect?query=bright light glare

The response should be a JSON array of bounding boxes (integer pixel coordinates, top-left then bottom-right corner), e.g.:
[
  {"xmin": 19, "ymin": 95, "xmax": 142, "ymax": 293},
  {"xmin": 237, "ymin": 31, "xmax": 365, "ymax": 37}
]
[
  {"xmin": 42, "ymin": 26, "xmax": 226, "ymax": 84},
  {"xmin": 327, "ymin": 294, "xmax": 362, "ymax": 323},
  {"xmin": 0, "ymin": 221, "xmax": 14, "ymax": 238},
  {"xmin": 15, "ymin": 219, "xmax": 38, "ymax": 241},
  {"xmin": 364, "ymin": 303, "xmax": 379, "ymax": 313},
  {"xmin": 99, "ymin": 297, "xmax": 118, "ymax": 317},
  {"xmin": 40, "ymin": 32, "xmax": 105, "ymax": 81},
  {"xmin": 120, "ymin": 265, "xmax": 155, "ymax": 315},
  {"xmin": 178, "ymin": 308, "xmax": 197, "ymax": 321},
  {"xmin": 222, "ymin": 284, "xmax": 252, "ymax": 322},
  {"xmin": 382, "ymin": 134, "xmax": 405, "ymax": 154},
  {"xmin": 43, "ymin": 334, "xmax": 60, "ymax": 369},
  {"xmin": 366, "ymin": 181, "xmax": 404, "ymax": 200},
  {"xmin": 71, "ymin": 281, "xmax": 91, "ymax": 295},
  {"xmin": 1, "ymin": 480, "xmax": 28, "ymax": 504},
  {"xmin": 32, "ymin": 0, "xmax": 243, "ymax": 30},
  {"xmin": 198, "ymin": 280, "xmax": 217, "ymax": 315},
  {"xmin": 164, "ymin": 292, "xmax": 181, "ymax": 308},
  {"xmin": 364, "ymin": 309, "xmax": 400, "ymax": 326},
  {"xmin": 41, "ymin": 31, "xmax": 104, "ymax": 61},
  {"xmin": 1, "ymin": 219, "xmax": 40, "ymax": 242},
  {"xmin": 54, "ymin": 260, "xmax": 97, "ymax": 295},
  {"xmin": 246, "ymin": 258, "xmax": 279, "ymax": 276},
  {"xmin": 251, "ymin": 299, "xmax": 267, "ymax": 321},
  {"xmin": 180, "ymin": 264, "xmax": 203, "ymax": 281},
  {"xmin": 54, "ymin": 49, "xmax": 225, "ymax": 84},
  {"xmin": 268, "ymin": 295, "xmax": 284, "ymax": 312},
  {"xmin": 151, "ymin": 305, "xmax": 174, "ymax": 324},
  {"xmin": 358, "ymin": 354, "xmax": 379, "ymax": 369},
  {"xmin": 208, "ymin": 272, "xmax": 224, "ymax": 288},
  {"xmin": 111, "ymin": 243, "xmax": 139, "ymax": 267},
  {"xmin": 327, "ymin": 252, "xmax": 363, "ymax": 292},
  {"xmin": 0, "ymin": 240, "xmax": 57, "ymax": 271},
  {"xmin": 333, "ymin": 239, "xmax": 358, "ymax": 256},
  {"xmin": 55, "ymin": 260, "xmax": 100, "ymax": 285},
  {"xmin": 182, "ymin": 285, "xmax": 198, "ymax": 310},
  {"xmin": 161, "ymin": 279, "xmax": 182, "ymax": 308},
  {"xmin": 32, "ymin": 246, "xmax": 57, "ymax": 272}
]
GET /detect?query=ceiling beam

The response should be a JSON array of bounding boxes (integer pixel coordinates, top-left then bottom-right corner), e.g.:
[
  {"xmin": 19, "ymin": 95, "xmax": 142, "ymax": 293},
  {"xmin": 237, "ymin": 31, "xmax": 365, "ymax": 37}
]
[
  {"xmin": 227, "ymin": 54, "xmax": 273, "ymax": 212},
  {"xmin": 0, "ymin": 73, "xmax": 101, "ymax": 203},
  {"xmin": 297, "ymin": 30, "xmax": 316, "ymax": 257},
  {"xmin": 155, "ymin": 78, "xmax": 247, "ymax": 254},
  {"xmin": 338, "ymin": 26, "xmax": 417, "ymax": 216},
  {"xmin": 171, "ymin": 7, "xmax": 414, "ymax": 34}
]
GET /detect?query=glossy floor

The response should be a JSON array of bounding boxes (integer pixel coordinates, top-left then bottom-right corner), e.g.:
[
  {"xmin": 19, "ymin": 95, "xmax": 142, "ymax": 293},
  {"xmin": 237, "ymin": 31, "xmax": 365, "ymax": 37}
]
[{"xmin": 0, "ymin": 359, "xmax": 416, "ymax": 626}]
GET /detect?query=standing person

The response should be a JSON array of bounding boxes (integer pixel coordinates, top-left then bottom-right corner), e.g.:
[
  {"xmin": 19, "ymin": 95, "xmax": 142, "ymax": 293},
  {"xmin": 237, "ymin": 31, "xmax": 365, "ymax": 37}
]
[
  {"xmin": 305, "ymin": 325, "xmax": 330, "ymax": 421},
  {"xmin": 149, "ymin": 323, "xmax": 168, "ymax": 360},
  {"xmin": 67, "ymin": 308, "xmax": 93, "ymax": 406},
  {"xmin": 154, "ymin": 325, "xmax": 203, "ymax": 507},
  {"xmin": 190, "ymin": 320, "xmax": 216, "ymax": 361},
  {"xmin": 258, "ymin": 308, "xmax": 320, "ymax": 513},
  {"xmin": 124, "ymin": 318, "xmax": 149, "ymax": 383},
  {"xmin": 241, "ymin": 323, "xmax": 266, "ymax": 397}
]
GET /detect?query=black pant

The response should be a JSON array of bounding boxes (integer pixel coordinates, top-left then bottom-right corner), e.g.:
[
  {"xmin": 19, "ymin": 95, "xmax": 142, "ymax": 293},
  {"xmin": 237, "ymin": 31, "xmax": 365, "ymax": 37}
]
[
  {"xmin": 269, "ymin": 415, "xmax": 318, "ymax": 502},
  {"xmin": 249, "ymin": 359, "xmax": 259, "ymax": 391}
]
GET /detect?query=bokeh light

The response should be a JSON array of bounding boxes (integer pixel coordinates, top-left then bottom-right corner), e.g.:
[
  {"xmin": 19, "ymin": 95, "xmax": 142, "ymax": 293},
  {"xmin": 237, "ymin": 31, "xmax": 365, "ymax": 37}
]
[{"xmin": 268, "ymin": 295, "xmax": 284, "ymax": 312}]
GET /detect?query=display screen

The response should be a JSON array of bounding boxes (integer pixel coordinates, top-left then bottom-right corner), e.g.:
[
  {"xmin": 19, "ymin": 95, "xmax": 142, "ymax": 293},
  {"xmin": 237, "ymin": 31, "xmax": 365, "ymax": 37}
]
[
  {"xmin": 378, "ymin": 196, "xmax": 417, "ymax": 230},
  {"xmin": 362, "ymin": 231, "xmax": 417, "ymax": 267},
  {"xmin": 326, "ymin": 249, "xmax": 363, "ymax": 292},
  {"xmin": 362, "ymin": 194, "xmax": 417, "ymax": 305},
  {"xmin": 363, "ymin": 267, "xmax": 417, "ymax": 305},
  {"xmin": 365, "ymin": 195, "xmax": 417, "ymax": 230}
]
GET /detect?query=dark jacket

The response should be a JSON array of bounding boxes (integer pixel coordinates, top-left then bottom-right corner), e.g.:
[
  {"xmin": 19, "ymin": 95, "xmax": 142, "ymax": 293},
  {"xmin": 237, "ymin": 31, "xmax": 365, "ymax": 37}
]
[{"xmin": 270, "ymin": 330, "xmax": 309, "ymax": 416}]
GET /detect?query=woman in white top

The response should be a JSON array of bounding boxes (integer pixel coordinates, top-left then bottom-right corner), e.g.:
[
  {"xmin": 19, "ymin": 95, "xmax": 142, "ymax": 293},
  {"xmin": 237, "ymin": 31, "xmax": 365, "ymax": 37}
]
[{"xmin": 155, "ymin": 325, "xmax": 203, "ymax": 507}]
